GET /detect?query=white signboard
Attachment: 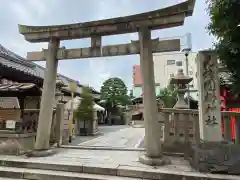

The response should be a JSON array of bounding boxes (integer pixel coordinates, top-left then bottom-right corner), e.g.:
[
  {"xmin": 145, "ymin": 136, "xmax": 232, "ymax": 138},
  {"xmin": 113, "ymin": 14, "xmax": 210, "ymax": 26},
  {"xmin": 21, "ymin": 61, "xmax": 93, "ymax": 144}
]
[
  {"xmin": 62, "ymin": 110, "xmax": 70, "ymax": 130},
  {"xmin": 167, "ymin": 60, "xmax": 175, "ymax": 65},
  {"xmin": 6, "ymin": 120, "xmax": 16, "ymax": 129}
]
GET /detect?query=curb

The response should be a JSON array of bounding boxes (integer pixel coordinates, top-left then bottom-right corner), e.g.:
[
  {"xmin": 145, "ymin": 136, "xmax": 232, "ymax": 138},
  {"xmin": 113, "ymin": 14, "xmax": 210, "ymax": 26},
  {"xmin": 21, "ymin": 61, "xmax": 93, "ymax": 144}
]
[
  {"xmin": 59, "ymin": 146, "xmax": 185, "ymax": 157},
  {"xmin": 60, "ymin": 145, "xmax": 145, "ymax": 151},
  {"xmin": 0, "ymin": 159, "xmax": 237, "ymax": 180}
]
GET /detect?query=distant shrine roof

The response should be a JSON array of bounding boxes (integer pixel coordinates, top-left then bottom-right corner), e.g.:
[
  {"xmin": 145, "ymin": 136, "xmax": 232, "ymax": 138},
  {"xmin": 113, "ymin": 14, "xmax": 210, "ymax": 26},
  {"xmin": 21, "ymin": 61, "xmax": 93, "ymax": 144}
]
[
  {"xmin": 0, "ymin": 44, "xmax": 40, "ymax": 77},
  {"xmin": 0, "ymin": 44, "xmax": 100, "ymax": 95}
]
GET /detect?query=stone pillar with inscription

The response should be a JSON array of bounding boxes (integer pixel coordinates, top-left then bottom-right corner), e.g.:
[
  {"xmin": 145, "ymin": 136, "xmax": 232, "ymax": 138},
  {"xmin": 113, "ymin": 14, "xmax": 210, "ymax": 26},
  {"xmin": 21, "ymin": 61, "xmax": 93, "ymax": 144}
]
[
  {"xmin": 197, "ymin": 51, "xmax": 222, "ymax": 142},
  {"xmin": 189, "ymin": 51, "xmax": 240, "ymax": 174},
  {"xmin": 138, "ymin": 27, "xmax": 170, "ymax": 166},
  {"xmin": 35, "ymin": 37, "xmax": 60, "ymax": 151}
]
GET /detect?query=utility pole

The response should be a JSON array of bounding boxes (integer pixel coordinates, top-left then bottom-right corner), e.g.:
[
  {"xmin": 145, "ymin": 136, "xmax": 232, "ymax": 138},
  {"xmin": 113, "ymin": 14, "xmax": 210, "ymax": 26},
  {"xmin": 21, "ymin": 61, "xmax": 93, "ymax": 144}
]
[
  {"xmin": 69, "ymin": 82, "xmax": 77, "ymax": 143},
  {"xmin": 182, "ymin": 48, "xmax": 191, "ymax": 108}
]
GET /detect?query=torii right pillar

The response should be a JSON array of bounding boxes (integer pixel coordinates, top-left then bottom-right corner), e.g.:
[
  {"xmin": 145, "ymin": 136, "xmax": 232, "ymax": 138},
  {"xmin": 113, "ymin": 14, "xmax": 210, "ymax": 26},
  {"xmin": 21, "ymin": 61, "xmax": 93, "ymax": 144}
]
[{"xmin": 138, "ymin": 27, "xmax": 170, "ymax": 166}]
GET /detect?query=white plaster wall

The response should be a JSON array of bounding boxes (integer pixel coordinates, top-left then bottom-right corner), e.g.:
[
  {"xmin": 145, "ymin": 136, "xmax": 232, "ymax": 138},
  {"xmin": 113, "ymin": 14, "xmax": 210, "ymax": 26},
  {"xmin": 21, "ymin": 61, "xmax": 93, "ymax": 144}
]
[
  {"xmin": 153, "ymin": 52, "xmax": 198, "ymax": 99},
  {"xmin": 153, "ymin": 52, "xmax": 197, "ymax": 87}
]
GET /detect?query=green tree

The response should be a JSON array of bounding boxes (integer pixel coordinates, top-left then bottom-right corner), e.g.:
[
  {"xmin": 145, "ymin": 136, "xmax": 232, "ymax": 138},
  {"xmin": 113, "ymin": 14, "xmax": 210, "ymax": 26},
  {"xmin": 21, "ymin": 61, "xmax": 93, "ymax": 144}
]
[
  {"xmin": 100, "ymin": 77, "xmax": 131, "ymax": 113},
  {"xmin": 74, "ymin": 86, "xmax": 94, "ymax": 135},
  {"xmin": 207, "ymin": 0, "xmax": 240, "ymax": 92},
  {"xmin": 158, "ymin": 84, "xmax": 177, "ymax": 108},
  {"xmin": 129, "ymin": 89, "xmax": 135, "ymax": 99}
]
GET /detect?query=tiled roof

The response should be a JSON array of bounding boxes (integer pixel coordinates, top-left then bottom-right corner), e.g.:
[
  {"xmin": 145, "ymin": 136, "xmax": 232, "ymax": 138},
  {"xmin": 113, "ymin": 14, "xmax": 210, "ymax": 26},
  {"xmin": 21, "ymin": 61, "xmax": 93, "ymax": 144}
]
[
  {"xmin": 0, "ymin": 83, "xmax": 39, "ymax": 92},
  {"xmin": 0, "ymin": 56, "xmax": 40, "ymax": 77},
  {"xmin": 0, "ymin": 45, "xmax": 43, "ymax": 78},
  {"xmin": 0, "ymin": 45, "xmax": 34, "ymax": 67},
  {"xmin": 0, "ymin": 44, "xmax": 100, "ymax": 95},
  {"xmin": 0, "ymin": 45, "xmax": 40, "ymax": 77}
]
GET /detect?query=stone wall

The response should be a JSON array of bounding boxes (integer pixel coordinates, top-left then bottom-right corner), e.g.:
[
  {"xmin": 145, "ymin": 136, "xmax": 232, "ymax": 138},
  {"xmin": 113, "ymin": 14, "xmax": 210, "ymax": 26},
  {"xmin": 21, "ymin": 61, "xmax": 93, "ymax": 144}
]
[
  {"xmin": 24, "ymin": 96, "xmax": 40, "ymax": 109},
  {"xmin": 76, "ymin": 110, "xmax": 99, "ymax": 136},
  {"xmin": 159, "ymin": 108, "xmax": 200, "ymax": 154},
  {"xmin": 0, "ymin": 133, "xmax": 35, "ymax": 155}
]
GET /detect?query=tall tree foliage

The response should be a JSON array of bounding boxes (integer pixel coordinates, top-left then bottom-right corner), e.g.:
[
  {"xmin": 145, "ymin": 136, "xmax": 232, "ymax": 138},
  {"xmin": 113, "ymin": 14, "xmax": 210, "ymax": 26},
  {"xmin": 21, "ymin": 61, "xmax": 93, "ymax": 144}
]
[
  {"xmin": 158, "ymin": 84, "xmax": 177, "ymax": 108},
  {"xmin": 207, "ymin": 0, "xmax": 240, "ymax": 92},
  {"xmin": 100, "ymin": 77, "xmax": 131, "ymax": 112},
  {"xmin": 129, "ymin": 89, "xmax": 135, "ymax": 99},
  {"xmin": 74, "ymin": 86, "xmax": 94, "ymax": 131}
]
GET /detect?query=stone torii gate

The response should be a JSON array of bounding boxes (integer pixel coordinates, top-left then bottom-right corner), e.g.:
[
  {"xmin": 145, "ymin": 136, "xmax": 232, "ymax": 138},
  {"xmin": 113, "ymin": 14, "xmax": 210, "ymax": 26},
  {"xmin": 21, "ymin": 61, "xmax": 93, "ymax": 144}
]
[{"xmin": 18, "ymin": 0, "xmax": 195, "ymax": 165}]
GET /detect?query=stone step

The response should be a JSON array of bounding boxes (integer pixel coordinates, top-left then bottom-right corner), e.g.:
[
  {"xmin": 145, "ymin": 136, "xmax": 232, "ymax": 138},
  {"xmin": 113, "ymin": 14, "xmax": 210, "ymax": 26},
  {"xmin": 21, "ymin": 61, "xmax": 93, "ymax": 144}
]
[
  {"xmin": 0, "ymin": 166, "xmax": 140, "ymax": 180},
  {"xmin": 0, "ymin": 178, "xmax": 24, "ymax": 180},
  {"xmin": 0, "ymin": 159, "xmax": 239, "ymax": 180}
]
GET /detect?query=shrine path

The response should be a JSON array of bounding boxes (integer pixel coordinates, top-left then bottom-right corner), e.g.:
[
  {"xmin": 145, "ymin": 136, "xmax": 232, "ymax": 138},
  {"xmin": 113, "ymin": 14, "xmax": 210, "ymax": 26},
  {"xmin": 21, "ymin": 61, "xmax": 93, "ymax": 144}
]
[{"xmin": 78, "ymin": 126, "xmax": 145, "ymax": 148}]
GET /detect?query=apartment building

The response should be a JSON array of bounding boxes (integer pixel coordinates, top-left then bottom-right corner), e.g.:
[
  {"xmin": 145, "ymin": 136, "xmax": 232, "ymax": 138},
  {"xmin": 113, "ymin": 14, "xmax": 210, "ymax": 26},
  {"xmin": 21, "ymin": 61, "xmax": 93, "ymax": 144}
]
[{"xmin": 132, "ymin": 51, "xmax": 198, "ymax": 99}]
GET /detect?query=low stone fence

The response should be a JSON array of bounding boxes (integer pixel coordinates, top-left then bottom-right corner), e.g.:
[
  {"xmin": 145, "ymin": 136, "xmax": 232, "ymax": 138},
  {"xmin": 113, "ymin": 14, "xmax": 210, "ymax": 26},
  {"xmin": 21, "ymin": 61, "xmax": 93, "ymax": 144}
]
[
  {"xmin": 159, "ymin": 108, "xmax": 199, "ymax": 154},
  {"xmin": 159, "ymin": 108, "xmax": 240, "ymax": 154},
  {"xmin": 0, "ymin": 108, "xmax": 56, "ymax": 155},
  {"xmin": 0, "ymin": 109, "xmax": 56, "ymax": 134},
  {"xmin": 221, "ymin": 111, "xmax": 240, "ymax": 144}
]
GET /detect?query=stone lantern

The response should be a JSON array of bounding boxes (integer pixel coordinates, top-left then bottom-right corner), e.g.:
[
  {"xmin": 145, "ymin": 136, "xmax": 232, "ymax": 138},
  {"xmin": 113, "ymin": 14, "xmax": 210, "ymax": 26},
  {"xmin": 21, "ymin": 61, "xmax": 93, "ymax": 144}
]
[
  {"xmin": 50, "ymin": 77, "xmax": 68, "ymax": 144},
  {"xmin": 55, "ymin": 77, "xmax": 67, "ymax": 104},
  {"xmin": 170, "ymin": 69, "xmax": 193, "ymax": 109}
]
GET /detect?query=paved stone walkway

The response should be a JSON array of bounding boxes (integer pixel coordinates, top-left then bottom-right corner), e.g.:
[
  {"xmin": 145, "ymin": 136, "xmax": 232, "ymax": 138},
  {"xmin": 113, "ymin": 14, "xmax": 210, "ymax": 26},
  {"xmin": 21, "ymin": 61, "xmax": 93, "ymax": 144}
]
[
  {"xmin": 79, "ymin": 127, "xmax": 145, "ymax": 148},
  {"xmin": 0, "ymin": 149, "xmax": 193, "ymax": 173},
  {"xmin": 0, "ymin": 149, "xmax": 237, "ymax": 179},
  {"xmin": 71, "ymin": 125, "xmax": 129, "ymax": 146}
]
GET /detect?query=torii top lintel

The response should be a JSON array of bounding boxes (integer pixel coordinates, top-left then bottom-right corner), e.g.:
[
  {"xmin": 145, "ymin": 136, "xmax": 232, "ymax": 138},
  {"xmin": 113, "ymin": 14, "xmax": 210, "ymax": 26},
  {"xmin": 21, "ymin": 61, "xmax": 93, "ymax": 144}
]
[{"xmin": 18, "ymin": 0, "xmax": 195, "ymax": 43}]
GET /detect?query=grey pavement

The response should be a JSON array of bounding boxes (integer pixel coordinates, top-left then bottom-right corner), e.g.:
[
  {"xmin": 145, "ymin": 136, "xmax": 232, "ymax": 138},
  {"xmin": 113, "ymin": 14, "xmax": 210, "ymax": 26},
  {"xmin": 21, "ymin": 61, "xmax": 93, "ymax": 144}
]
[
  {"xmin": 98, "ymin": 125, "xmax": 129, "ymax": 134},
  {"xmin": 0, "ymin": 149, "xmax": 194, "ymax": 173},
  {"xmin": 79, "ymin": 126, "xmax": 145, "ymax": 148},
  {"xmin": 70, "ymin": 125, "xmax": 129, "ymax": 146}
]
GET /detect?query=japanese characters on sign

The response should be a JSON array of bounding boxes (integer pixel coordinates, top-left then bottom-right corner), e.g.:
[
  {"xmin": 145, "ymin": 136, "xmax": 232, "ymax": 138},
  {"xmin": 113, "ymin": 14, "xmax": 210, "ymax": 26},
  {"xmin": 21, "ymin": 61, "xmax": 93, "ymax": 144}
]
[{"xmin": 203, "ymin": 55, "xmax": 218, "ymax": 126}]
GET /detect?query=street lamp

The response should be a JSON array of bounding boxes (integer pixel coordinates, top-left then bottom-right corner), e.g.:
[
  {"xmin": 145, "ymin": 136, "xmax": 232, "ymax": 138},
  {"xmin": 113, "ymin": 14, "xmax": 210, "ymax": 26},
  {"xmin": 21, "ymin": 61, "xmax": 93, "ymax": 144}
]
[{"xmin": 182, "ymin": 48, "xmax": 191, "ymax": 107}]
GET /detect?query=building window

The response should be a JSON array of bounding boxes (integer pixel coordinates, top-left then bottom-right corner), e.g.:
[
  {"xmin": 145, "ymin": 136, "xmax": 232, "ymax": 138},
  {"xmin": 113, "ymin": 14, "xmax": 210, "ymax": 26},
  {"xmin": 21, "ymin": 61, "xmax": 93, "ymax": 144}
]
[
  {"xmin": 167, "ymin": 60, "xmax": 175, "ymax": 65},
  {"xmin": 176, "ymin": 60, "xmax": 183, "ymax": 66},
  {"xmin": 189, "ymin": 84, "xmax": 194, "ymax": 88}
]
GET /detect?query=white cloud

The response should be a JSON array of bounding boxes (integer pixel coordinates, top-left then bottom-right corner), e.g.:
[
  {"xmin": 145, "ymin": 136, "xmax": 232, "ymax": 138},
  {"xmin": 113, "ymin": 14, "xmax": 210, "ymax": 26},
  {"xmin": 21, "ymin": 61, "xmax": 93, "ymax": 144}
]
[
  {"xmin": 9, "ymin": 1, "xmax": 32, "ymax": 23},
  {"xmin": 80, "ymin": 0, "xmax": 137, "ymax": 90},
  {"xmin": 88, "ymin": 60, "xmax": 111, "ymax": 91},
  {"xmin": 8, "ymin": 0, "xmax": 49, "ymax": 24},
  {"xmin": 0, "ymin": 0, "xmax": 214, "ymax": 91},
  {"xmin": 2, "ymin": 0, "xmax": 49, "ymax": 56},
  {"xmin": 2, "ymin": 0, "xmax": 133, "ymax": 91}
]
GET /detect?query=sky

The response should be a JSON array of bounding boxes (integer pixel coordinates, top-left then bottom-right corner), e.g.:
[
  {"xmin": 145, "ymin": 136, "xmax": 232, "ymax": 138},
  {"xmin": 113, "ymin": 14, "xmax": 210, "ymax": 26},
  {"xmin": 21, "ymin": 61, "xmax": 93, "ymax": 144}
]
[{"xmin": 0, "ymin": 0, "xmax": 214, "ymax": 91}]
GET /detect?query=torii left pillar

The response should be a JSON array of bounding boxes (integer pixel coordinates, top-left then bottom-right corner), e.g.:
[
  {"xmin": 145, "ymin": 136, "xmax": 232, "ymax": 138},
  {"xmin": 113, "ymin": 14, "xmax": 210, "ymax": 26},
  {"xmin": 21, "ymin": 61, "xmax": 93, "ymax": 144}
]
[{"xmin": 35, "ymin": 37, "xmax": 60, "ymax": 150}]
